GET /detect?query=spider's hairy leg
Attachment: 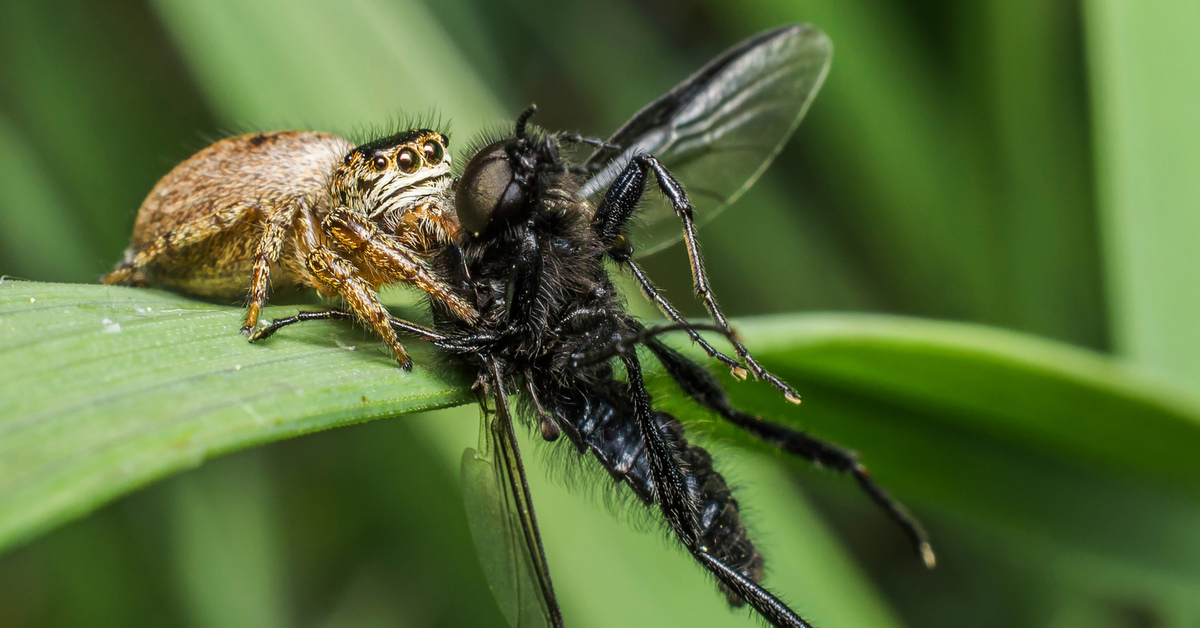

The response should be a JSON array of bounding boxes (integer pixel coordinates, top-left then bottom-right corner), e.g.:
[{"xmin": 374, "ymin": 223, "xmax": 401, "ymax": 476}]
[
  {"xmin": 645, "ymin": 338, "xmax": 936, "ymax": 568},
  {"xmin": 304, "ymin": 247, "xmax": 413, "ymax": 369},
  {"xmin": 103, "ymin": 200, "xmax": 263, "ymax": 287},
  {"xmin": 324, "ymin": 207, "xmax": 479, "ymax": 323},
  {"xmin": 243, "ymin": 200, "xmax": 305, "ymax": 333}
]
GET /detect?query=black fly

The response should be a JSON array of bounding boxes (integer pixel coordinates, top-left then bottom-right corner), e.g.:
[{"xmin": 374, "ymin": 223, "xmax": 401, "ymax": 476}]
[{"xmin": 256, "ymin": 24, "xmax": 933, "ymax": 628}]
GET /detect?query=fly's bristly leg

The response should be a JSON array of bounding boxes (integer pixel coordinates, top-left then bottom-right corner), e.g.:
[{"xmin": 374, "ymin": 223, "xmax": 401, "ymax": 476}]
[
  {"xmin": 621, "ymin": 260, "xmax": 748, "ymax": 375},
  {"xmin": 645, "ymin": 338, "xmax": 936, "ymax": 569},
  {"xmin": 621, "ymin": 352, "xmax": 698, "ymax": 544},
  {"xmin": 692, "ymin": 551, "xmax": 814, "ymax": 628},
  {"xmin": 594, "ymin": 169, "xmax": 745, "ymax": 375},
  {"xmin": 641, "ymin": 154, "xmax": 801, "ymax": 404},
  {"xmin": 246, "ymin": 308, "xmax": 452, "ymax": 347},
  {"xmin": 622, "ymin": 351, "xmax": 815, "ymax": 628},
  {"xmin": 569, "ymin": 321, "xmax": 737, "ymax": 367},
  {"xmin": 591, "ymin": 153, "xmax": 801, "ymax": 403}
]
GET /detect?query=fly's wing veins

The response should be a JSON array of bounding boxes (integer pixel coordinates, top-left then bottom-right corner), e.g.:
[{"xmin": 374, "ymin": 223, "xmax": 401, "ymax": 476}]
[
  {"xmin": 581, "ymin": 24, "xmax": 832, "ymax": 257},
  {"xmin": 462, "ymin": 371, "xmax": 563, "ymax": 628}
]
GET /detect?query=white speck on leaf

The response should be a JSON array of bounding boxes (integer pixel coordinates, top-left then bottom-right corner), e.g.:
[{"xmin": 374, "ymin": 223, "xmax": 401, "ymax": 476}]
[
  {"xmin": 336, "ymin": 340, "xmax": 356, "ymax": 351},
  {"xmin": 234, "ymin": 364, "xmax": 242, "ymax": 371},
  {"xmin": 101, "ymin": 318, "xmax": 121, "ymax": 333},
  {"xmin": 134, "ymin": 305, "xmax": 147, "ymax": 314},
  {"xmin": 29, "ymin": 297, "xmax": 35, "ymax": 304}
]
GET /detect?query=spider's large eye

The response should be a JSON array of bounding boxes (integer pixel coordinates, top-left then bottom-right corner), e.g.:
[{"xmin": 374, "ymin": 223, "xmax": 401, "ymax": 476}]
[
  {"xmin": 371, "ymin": 155, "xmax": 387, "ymax": 170},
  {"xmin": 397, "ymin": 147, "xmax": 420, "ymax": 174},
  {"xmin": 456, "ymin": 141, "xmax": 525, "ymax": 236},
  {"xmin": 422, "ymin": 139, "xmax": 444, "ymax": 165}
]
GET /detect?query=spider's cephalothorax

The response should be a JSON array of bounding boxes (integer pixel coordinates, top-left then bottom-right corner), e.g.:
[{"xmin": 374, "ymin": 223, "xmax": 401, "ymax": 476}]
[
  {"xmin": 103, "ymin": 128, "xmax": 475, "ymax": 368},
  {"xmin": 332, "ymin": 129, "xmax": 457, "ymax": 249}
]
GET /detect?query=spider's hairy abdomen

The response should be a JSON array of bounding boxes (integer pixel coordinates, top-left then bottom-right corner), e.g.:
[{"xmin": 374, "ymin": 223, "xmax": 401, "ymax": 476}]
[{"xmin": 119, "ymin": 131, "xmax": 347, "ymax": 298}]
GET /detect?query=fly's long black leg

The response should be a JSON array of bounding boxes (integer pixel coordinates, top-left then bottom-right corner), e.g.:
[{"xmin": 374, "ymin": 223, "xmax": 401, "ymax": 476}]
[
  {"xmin": 621, "ymin": 351, "xmax": 698, "ymax": 544},
  {"xmin": 570, "ymin": 322, "xmax": 736, "ymax": 367},
  {"xmin": 626, "ymin": 260, "xmax": 746, "ymax": 375},
  {"xmin": 245, "ymin": 308, "xmax": 495, "ymax": 352},
  {"xmin": 591, "ymin": 153, "xmax": 801, "ymax": 403},
  {"xmin": 245, "ymin": 309, "xmax": 357, "ymax": 342},
  {"xmin": 624, "ymin": 351, "xmax": 814, "ymax": 628},
  {"xmin": 692, "ymin": 551, "xmax": 813, "ymax": 628},
  {"xmin": 594, "ymin": 162, "xmax": 742, "ymax": 373},
  {"xmin": 640, "ymin": 155, "xmax": 801, "ymax": 404},
  {"xmin": 646, "ymin": 339, "xmax": 936, "ymax": 568}
]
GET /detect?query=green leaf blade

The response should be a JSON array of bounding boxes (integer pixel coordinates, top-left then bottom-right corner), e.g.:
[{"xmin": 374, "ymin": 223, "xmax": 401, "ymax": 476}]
[
  {"xmin": 0, "ymin": 280, "xmax": 471, "ymax": 552},
  {"xmin": 739, "ymin": 313, "xmax": 1200, "ymax": 494}
]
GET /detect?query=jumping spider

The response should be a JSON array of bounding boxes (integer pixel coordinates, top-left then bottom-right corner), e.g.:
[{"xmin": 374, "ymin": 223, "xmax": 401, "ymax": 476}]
[{"xmin": 103, "ymin": 129, "xmax": 477, "ymax": 368}]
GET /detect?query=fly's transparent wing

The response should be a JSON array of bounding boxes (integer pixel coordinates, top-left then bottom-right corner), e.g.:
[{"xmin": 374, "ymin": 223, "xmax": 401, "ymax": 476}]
[
  {"xmin": 462, "ymin": 376, "xmax": 562, "ymax": 628},
  {"xmin": 581, "ymin": 24, "xmax": 832, "ymax": 256}
]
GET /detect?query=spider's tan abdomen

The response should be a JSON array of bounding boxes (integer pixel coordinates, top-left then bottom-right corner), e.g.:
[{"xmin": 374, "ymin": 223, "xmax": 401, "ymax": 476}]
[{"xmin": 111, "ymin": 131, "xmax": 351, "ymax": 299}]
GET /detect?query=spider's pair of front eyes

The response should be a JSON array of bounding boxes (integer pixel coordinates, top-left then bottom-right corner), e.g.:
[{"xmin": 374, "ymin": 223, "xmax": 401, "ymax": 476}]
[{"xmin": 365, "ymin": 140, "xmax": 446, "ymax": 174}]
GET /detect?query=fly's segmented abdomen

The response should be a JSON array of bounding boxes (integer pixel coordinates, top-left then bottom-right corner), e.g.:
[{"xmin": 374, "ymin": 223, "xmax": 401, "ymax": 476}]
[{"xmin": 550, "ymin": 375, "xmax": 764, "ymax": 604}]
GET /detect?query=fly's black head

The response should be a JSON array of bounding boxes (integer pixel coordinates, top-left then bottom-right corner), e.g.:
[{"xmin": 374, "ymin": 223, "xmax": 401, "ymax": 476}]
[
  {"xmin": 456, "ymin": 105, "xmax": 542, "ymax": 237},
  {"xmin": 456, "ymin": 140, "xmax": 528, "ymax": 236}
]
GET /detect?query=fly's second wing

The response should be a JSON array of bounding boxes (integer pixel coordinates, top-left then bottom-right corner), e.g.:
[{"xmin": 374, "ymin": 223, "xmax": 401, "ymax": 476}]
[
  {"xmin": 461, "ymin": 371, "xmax": 562, "ymax": 628},
  {"xmin": 581, "ymin": 24, "xmax": 832, "ymax": 257}
]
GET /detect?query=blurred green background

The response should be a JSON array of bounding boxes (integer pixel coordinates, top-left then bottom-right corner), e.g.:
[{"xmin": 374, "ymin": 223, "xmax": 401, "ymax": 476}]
[{"xmin": 1, "ymin": 0, "xmax": 1198, "ymax": 626}]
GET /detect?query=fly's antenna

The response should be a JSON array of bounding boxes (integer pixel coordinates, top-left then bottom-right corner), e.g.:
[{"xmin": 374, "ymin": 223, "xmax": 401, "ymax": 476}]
[{"xmin": 515, "ymin": 104, "xmax": 538, "ymax": 139}]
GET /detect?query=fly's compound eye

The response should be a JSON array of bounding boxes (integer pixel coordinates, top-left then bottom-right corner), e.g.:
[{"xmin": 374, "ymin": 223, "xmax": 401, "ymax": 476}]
[
  {"xmin": 372, "ymin": 155, "xmax": 388, "ymax": 170},
  {"xmin": 456, "ymin": 141, "xmax": 526, "ymax": 235},
  {"xmin": 397, "ymin": 147, "xmax": 420, "ymax": 174},
  {"xmin": 422, "ymin": 139, "xmax": 444, "ymax": 165}
]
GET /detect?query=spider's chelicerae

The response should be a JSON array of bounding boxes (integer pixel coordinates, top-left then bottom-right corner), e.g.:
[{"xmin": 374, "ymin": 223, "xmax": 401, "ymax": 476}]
[{"xmin": 103, "ymin": 128, "xmax": 476, "ymax": 368}]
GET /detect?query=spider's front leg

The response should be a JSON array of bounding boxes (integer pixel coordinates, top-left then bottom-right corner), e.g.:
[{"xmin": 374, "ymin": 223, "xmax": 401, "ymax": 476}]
[
  {"xmin": 303, "ymin": 246, "xmax": 414, "ymax": 369},
  {"xmin": 324, "ymin": 207, "xmax": 478, "ymax": 323}
]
